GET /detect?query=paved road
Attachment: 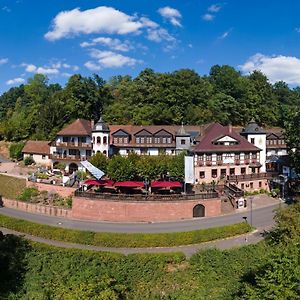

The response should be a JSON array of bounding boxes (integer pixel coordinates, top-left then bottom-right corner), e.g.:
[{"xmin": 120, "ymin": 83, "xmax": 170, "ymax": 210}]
[
  {"xmin": 0, "ymin": 202, "xmax": 280, "ymax": 233},
  {"xmin": 0, "ymin": 226, "xmax": 271, "ymax": 257}
]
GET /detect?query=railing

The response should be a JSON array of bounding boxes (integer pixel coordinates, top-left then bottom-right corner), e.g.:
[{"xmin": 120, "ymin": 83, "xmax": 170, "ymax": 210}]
[
  {"xmin": 52, "ymin": 142, "xmax": 92, "ymax": 149},
  {"xmin": 74, "ymin": 190, "xmax": 219, "ymax": 201},
  {"xmin": 227, "ymin": 172, "xmax": 278, "ymax": 182},
  {"xmin": 224, "ymin": 183, "xmax": 244, "ymax": 197},
  {"xmin": 50, "ymin": 154, "xmax": 91, "ymax": 161}
]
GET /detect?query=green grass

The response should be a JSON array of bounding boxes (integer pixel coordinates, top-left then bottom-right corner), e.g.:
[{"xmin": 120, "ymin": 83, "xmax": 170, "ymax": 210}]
[
  {"xmin": 0, "ymin": 174, "xmax": 26, "ymax": 199},
  {"xmin": 0, "ymin": 213, "xmax": 252, "ymax": 248}
]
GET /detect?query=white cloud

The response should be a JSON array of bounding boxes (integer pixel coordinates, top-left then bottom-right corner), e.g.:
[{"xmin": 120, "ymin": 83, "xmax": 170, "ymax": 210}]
[
  {"xmin": 208, "ymin": 4, "xmax": 222, "ymax": 13},
  {"xmin": 240, "ymin": 53, "xmax": 300, "ymax": 84},
  {"xmin": 158, "ymin": 6, "xmax": 182, "ymax": 27},
  {"xmin": 80, "ymin": 37, "xmax": 132, "ymax": 52},
  {"xmin": 202, "ymin": 13, "xmax": 214, "ymax": 21},
  {"xmin": 45, "ymin": 6, "xmax": 144, "ymax": 41},
  {"xmin": 6, "ymin": 77, "xmax": 25, "ymax": 85},
  {"xmin": 295, "ymin": 27, "xmax": 300, "ymax": 33},
  {"xmin": 0, "ymin": 58, "xmax": 8, "ymax": 65},
  {"xmin": 20, "ymin": 61, "xmax": 78, "ymax": 76},
  {"xmin": 146, "ymin": 27, "xmax": 175, "ymax": 43},
  {"xmin": 218, "ymin": 29, "xmax": 232, "ymax": 40},
  {"xmin": 2, "ymin": 6, "xmax": 11, "ymax": 12},
  {"xmin": 86, "ymin": 49, "xmax": 141, "ymax": 69}
]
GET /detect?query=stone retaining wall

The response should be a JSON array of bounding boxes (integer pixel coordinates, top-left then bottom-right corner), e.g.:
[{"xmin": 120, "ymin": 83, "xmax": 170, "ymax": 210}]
[
  {"xmin": 2, "ymin": 198, "xmax": 72, "ymax": 218},
  {"xmin": 72, "ymin": 196, "xmax": 221, "ymax": 222}
]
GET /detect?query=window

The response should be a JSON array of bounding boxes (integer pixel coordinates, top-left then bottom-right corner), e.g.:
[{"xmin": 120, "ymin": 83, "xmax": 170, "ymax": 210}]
[
  {"xmin": 63, "ymin": 136, "xmax": 69, "ymax": 143},
  {"xmin": 241, "ymin": 183, "xmax": 245, "ymax": 190},
  {"xmin": 162, "ymin": 137, "xmax": 166, "ymax": 144},
  {"xmin": 251, "ymin": 138, "xmax": 255, "ymax": 144},
  {"xmin": 86, "ymin": 150, "xmax": 92, "ymax": 157},
  {"xmin": 259, "ymin": 181, "xmax": 262, "ymax": 188},
  {"xmin": 103, "ymin": 136, "xmax": 107, "ymax": 144},
  {"xmin": 124, "ymin": 137, "xmax": 128, "ymax": 144},
  {"xmin": 250, "ymin": 182, "xmax": 253, "ymax": 189},
  {"xmin": 42, "ymin": 155, "xmax": 46, "ymax": 160},
  {"xmin": 80, "ymin": 137, "xmax": 86, "ymax": 143},
  {"xmin": 198, "ymin": 155, "xmax": 204, "ymax": 161},
  {"xmin": 212, "ymin": 169, "xmax": 218, "ymax": 178},
  {"xmin": 93, "ymin": 137, "xmax": 95, "ymax": 144},
  {"xmin": 69, "ymin": 149, "xmax": 77, "ymax": 155},
  {"xmin": 217, "ymin": 154, "xmax": 222, "ymax": 161},
  {"xmin": 199, "ymin": 171, "xmax": 205, "ymax": 179},
  {"xmin": 241, "ymin": 167, "xmax": 246, "ymax": 175},
  {"xmin": 181, "ymin": 139, "xmax": 186, "ymax": 145},
  {"xmin": 221, "ymin": 169, "xmax": 226, "ymax": 177},
  {"xmin": 230, "ymin": 168, "xmax": 235, "ymax": 175},
  {"xmin": 113, "ymin": 137, "xmax": 118, "ymax": 144},
  {"xmin": 252, "ymin": 153, "xmax": 257, "ymax": 159},
  {"xmin": 167, "ymin": 137, "xmax": 171, "ymax": 143},
  {"xmin": 154, "ymin": 137, "xmax": 159, "ymax": 144},
  {"xmin": 206, "ymin": 155, "xmax": 212, "ymax": 161},
  {"xmin": 146, "ymin": 137, "xmax": 152, "ymax": 144},
  {"xmin": 235, "ymin": 154, "xmax": 240, "ymax": 160},
  {"xmin": 103, "ymin": 150, "xmax": 107, "ymax": 155},
  {"xmin": 97, "ymin": 136, "xmax": 101, "ymax": 144},
  {"xmin": 136, "ymin": 137, "xmax": 140, "ymax": 144},
  {"xmin": 140, "ymin": 137, "xmax": 145, "ymax": 143},
  {"xmin": 244, "ymin": 153, "xmax": 250, "ymax": 159}
]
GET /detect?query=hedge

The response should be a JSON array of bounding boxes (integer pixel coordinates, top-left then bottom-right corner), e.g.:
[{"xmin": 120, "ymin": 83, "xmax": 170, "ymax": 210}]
[{"xmin": 0, "ymin": 214, "xmax": 252, "ymax": 248}]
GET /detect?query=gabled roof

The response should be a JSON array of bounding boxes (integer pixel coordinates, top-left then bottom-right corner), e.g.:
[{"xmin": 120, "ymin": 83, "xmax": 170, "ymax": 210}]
[
  {"xmin": 153, "ymin": 129, "xmax": 173, "ymax": 137},
  {"xmin": 134, "ymin": 129, "xmax": 153, "ymax": 136},
  {"xmin": 22, "ymin": 140, "xmax": 50, "ymax": 155},
  {"xmin": 194, "ymin": 123, "xmax": 260, "ymax": 153},
  {"xmin": 57, "ymin": 119, "xmax": 92, "ymax": 136},
  {"xmin": 111, "ymin": 129, "xmax": 130, "ymax": 136}
]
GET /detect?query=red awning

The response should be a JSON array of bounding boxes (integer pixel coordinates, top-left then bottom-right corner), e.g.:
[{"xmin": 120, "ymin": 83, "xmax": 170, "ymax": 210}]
[
  {"xmin": 114, "ymin": 181, "xmax": 145, "ymax": 188},
  {"xmin": 84, "ymin": 179, "xmax": 114, "ymax": 186},
  {"xmin": 151, "ymin": 181, "xmax": 182, "ymax": 188}
]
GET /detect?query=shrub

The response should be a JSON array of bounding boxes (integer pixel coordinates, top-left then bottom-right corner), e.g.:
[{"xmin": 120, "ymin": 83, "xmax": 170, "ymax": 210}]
[
  {"xmin": 17, "ymin": 187, "xmax": 39, "ymax": 202},
  {"xmin": 9, "ymin": 142, "xmax": 25, "ymax": 160},
  {"xmin": 0, "ymin": 214, "xmax": 252, "ymax": 248},
  {"xmin": 24, "ymin": 156, "xmax": 35, "ymax": 166}
]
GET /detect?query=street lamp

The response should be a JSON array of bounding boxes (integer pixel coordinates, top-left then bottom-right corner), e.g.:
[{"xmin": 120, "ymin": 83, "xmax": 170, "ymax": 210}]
[{"xmin": 249, "ymin": 196, "xmax": 253, "ymax": 227}]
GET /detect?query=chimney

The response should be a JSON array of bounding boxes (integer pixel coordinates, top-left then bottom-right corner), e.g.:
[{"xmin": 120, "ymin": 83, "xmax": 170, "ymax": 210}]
[
  {"xmin": 228, "ymin": 124, "xmax": 232, "ymax": 133},
  {"xmin": 91, "ymin": 120, "xmax": 94, "ymax": 129}
]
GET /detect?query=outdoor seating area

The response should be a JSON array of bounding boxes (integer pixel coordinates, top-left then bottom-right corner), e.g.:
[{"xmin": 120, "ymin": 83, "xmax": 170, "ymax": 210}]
[{"xmin": 81, "ymin": 179, "xmax": 183, "ymax": 196}]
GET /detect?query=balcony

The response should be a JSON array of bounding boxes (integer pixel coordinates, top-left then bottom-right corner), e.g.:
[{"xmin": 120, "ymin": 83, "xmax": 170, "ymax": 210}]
[
  {"xmin": 234, "ymin": 160, "xmax": 240, "ymax": 165},
  {"xmin": 227, "ymin": 172, "xmax": 278, "ymax": 182},
  {"xmin": 52, "ymin": 141, "xmax": 92, "ymax": 149},
  {"xmin": 50, "ymin": 154, "xmax": 91, "ymax": 161},
  {"xmin": 197, "ymin": 161, "xmax": 204, "ymax": 166}
]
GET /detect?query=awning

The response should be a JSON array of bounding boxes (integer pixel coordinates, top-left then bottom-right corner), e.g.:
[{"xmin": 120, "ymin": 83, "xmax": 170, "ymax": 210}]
[
  {"xmin": 114, "ymin": 181, "xmax": 145, "ymax": 188},
  {"xmin": 84, "ymin": 179, "xmax": 114, "ymax": 186},
  {"xmin": 151, "ymin": 181, "xmax": 182, "ymax": 188}
]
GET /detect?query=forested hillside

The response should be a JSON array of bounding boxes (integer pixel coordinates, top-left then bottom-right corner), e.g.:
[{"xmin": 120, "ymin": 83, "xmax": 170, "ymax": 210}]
[{"xmin": 1, "ymin": 65, "xmax": 300, "ymax": 141}]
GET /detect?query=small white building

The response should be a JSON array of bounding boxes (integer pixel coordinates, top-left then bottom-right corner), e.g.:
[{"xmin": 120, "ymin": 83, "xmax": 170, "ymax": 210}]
[{"xmin": 22, "ymin": 140, "xmax": 52, "ymax": 167}]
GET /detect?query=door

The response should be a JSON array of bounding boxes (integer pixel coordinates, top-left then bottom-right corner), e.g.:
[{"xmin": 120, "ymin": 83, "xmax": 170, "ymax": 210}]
[{"xmin": 193, "ymin": 204, "xmax": 205, "ymax": 218}]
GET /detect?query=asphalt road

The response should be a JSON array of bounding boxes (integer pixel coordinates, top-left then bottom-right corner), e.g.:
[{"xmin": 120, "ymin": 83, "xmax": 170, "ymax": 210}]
[{"xmin": 0, "ymin": 203, "xmax": 280, "ymax": 233}]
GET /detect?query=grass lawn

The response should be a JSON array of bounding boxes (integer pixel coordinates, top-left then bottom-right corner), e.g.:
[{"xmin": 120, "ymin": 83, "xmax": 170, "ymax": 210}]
[{"xmin": 0, "ymin": 174, "xmax": 26, "ymax": 199}]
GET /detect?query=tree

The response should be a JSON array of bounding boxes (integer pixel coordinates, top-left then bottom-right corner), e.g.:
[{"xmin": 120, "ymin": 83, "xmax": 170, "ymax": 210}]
[
  {"xmin": 284, "ymin": 109, "xmax": 300, "ymax": 172},
  {"xmin": 107, "ymin": 155, "xmax": 136, "ymax": 181},
  {"xmin": 89, "ymin": 152, "xmax": 108, "ymax": 174}
]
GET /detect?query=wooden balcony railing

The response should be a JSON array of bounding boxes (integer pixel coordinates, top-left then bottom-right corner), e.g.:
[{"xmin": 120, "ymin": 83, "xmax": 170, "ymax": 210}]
[
  {"xmin": 50, "ymin": 154, "xmax": 91, "ymax": 161},
  {"xmin": 52, "ymin": 142, "xmax": 92, "ymax": 149},
  {"xmin": 227, "ymin": 172, "xmax": 278, "ymax": 182}
]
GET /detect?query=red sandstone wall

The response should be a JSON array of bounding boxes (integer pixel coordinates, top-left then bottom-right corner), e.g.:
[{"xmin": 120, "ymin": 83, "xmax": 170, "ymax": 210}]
[
  {"xmin": 2, "ymin": 198, "xmax": 72, "ymax": 218},
  {"xmin": 26, "ymin": 181, "xmax": 76, "ymax": 197},
  {"xmin": 72, "ymin": 197, "xmax": 221, "ymax": 222}
]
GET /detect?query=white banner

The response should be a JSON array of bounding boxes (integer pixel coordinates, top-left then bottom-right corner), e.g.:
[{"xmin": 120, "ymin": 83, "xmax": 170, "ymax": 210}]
[{"xmin": 184, "ymin": 156, "xmax": 195, "ymax": 184}]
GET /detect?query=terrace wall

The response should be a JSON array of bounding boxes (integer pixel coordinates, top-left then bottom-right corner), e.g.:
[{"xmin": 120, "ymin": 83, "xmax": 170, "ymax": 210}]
[{"xmin": 72, "ymin": 196, "xmax": 221, "ymax": 222}]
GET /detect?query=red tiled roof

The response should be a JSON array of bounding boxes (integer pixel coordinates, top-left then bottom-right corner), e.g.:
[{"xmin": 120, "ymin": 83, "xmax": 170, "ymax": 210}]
[
  {"xmin": 57, "ymin": 119, "xmax": 92, "ymax": 136},
  {"xmin": 22, "ymin": 140, "xmax": 50, "ymax": 155},
  {"xmin": 194, "ymin": 123, "xmax": 260, "ymax": 153}
]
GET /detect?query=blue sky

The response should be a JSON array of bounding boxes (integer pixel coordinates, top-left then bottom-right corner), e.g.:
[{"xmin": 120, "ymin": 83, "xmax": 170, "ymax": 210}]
[{"xmin": 1, "ymin": 0, "xmax": 300, "ymax": 94}]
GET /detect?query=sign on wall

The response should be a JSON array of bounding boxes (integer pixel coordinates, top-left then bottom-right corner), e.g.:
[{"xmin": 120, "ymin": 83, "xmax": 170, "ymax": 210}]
[{"xmin": 185, "ymin": 156, "xmax": 195, "ymax": 184}]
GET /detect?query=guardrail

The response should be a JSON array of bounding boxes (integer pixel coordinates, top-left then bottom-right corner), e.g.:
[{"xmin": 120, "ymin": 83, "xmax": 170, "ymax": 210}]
[{"xmin": 74, "ymin": 190, "xmax": 219, "ymax": 201}]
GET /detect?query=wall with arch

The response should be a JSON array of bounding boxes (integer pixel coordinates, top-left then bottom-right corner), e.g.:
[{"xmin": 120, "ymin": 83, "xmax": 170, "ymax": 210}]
[{"xmin": 72, "ymin": 197, "xmax": 221, "ymax": 222}]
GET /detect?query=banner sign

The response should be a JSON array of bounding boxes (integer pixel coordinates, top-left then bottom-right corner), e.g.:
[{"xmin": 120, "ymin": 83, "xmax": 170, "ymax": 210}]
[{"xmin": 184, "ymin": 156, "xmax": 195, "ymax": 184}]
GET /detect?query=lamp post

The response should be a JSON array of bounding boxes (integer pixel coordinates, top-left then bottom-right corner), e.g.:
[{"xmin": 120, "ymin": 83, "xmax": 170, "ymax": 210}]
[{"xmin": 249, "ymin": 196, "xmax": 253, "ymax": 227}]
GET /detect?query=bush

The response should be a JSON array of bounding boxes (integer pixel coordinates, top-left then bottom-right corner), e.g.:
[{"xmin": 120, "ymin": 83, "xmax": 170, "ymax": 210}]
[
  {"xmin": 17, "ymin": 187, "xmax": 39, "ymax": 202},
  {"xmin": 0, "ymin": 214, "xmax": 252, "ymax": 248},
  {"xmin": 9, "ymin": 142, "xmax": 25, "ymax": 160},
  {"xmin": 24, "ymin": 156, "xmax": 35, "ymax": 166}
]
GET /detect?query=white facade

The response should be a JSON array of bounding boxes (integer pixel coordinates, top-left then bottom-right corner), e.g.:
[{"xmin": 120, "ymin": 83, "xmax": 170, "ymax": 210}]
[
  {"xmin": 246, "ymin": 134, "xmax": 266, "ymax": 172},
  {"xmin": 24, "ymin": 153, "xmax": 51, "ymax": 167}
]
